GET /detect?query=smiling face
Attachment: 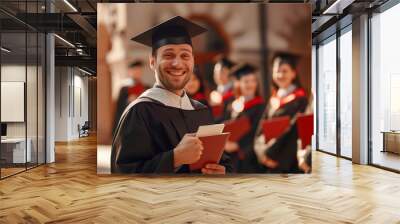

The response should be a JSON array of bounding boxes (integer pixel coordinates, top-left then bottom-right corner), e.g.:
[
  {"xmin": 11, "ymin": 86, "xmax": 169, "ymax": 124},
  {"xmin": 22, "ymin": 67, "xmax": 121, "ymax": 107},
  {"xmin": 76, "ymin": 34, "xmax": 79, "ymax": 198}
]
[
  {"xmin": 150, "ymin": 44, "xmax": 194, "ymax": 94},
  {"xmin": 239, "ymin": 73, "xmax": 258, "ymax": 98},
  {"xmin": 213, "ymin": 63, "xmax": 230, "ymax": 86},
  {"xmin": 272, "ymin": 59, "xmax": 297, "ymax": 89}
]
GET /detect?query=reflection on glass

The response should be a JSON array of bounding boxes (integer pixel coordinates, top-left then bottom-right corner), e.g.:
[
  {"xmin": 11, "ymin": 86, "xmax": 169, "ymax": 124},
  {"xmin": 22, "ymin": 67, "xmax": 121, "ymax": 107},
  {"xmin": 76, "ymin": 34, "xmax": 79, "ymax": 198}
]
[
  {"xmin": 339, "ymin": 29, "xmax": 352, "ymax": 158},
  {"xmin": 27, "ymin": 31, "xmax": 38, "ymax": 169},
  {"xmin": 317, "ymin": 36, "xmax": 337, "ymax": 154},
  {"xmin": 38, "ymin": 32, "xmax": 46, "ymax": 165},
  {"xmin": 1, "ymin": 31, "xmax": 27, "ymax": 177},
  {"xmin": 371, "ymin": 4, "xmax": 400, "ymax": 171},
  {"xmin": 0, "ymin": 1, "xmax": 47, "ymax": 179}
]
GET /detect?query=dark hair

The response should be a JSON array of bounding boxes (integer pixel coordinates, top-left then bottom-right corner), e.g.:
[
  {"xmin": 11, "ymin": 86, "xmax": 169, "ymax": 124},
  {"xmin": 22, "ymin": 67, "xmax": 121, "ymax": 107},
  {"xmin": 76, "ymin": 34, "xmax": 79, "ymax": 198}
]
[
  {"xmin": 129, "ymin": 60, "xmax": 143, "ymax": 68},
  {"xmin": 152, "ymin": 48, "xmax": 157, "ymax": 57},
  {"xmin": 271, "ymin": 52, "xmax": 302, "ymax": 90},
  {"xmin": 216, "ymin": 56, "xmax": 235, "ymax": 69},
  {"xmin": 230, "ymin": 63, "xmax": 257, "ymax": 80},
  {"xmin": 192, "ymin": 65, "xmax": 206, "ymax": 94},
  {"xmin": 234, "ymin": 69, "xmax": 261, "ymax": 97}
]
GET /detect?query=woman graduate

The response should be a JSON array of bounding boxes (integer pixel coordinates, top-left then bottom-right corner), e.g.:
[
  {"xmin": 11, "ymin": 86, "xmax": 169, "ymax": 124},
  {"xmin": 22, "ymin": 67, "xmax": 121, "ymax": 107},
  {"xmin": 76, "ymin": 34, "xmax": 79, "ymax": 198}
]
[
  {"xmin": 185, "ymin": 66, "xmax": 209, "ymax": 107},
  {"xmin": 253, "ymin": 53, "xmax": 308, "ymax": 173},
  {"xmin": 224, "ymin": 64, "xmax": 266, "ymax": 173},
  {"xmin": 209, "ymin": 57, "xmax": 236, "ymax": 122},
  {"xmin": 111, "ymin": 16, "xmax": 232, "ymax": 174}
]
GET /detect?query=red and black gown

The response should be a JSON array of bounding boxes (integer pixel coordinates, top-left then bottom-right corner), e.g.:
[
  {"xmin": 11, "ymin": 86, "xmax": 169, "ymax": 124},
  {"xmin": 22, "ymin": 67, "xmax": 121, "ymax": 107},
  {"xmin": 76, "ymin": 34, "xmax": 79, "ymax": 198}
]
[
  {"xmin": 215, "ymin": 89, "xmax": 235, "ymax": 122},
  {"xmin": 113, "ymin": 82, "xmax": 148, "ymax": 133},
  {"xmin": 231, "ymin": 96, "xmax": 266, "ymax": 173},
  {"xmin": 256, "ymin": 86, "xmax": 308, "ymax": 173},
  {"xmin": 190, "ymin": 92, "xmax": 209, "ymax": 108}
]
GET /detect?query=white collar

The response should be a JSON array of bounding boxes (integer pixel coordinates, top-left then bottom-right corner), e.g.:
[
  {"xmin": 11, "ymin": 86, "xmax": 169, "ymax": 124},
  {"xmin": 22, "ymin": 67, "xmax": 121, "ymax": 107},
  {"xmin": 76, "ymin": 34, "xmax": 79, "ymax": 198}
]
[
  {"xmin": 139, "ymin": 84, "xmax": 194, "ymax": 110},
  {"xmin": 244, "ymin": 94, "xmax": 255, "ymax": 102},
  {"xmin": 217, "ymin": 82, "xmax": 233, "ymax": 93},
  {"xmin": 277, "ymin": 84, "xmax": 296, "ymax": 98}
]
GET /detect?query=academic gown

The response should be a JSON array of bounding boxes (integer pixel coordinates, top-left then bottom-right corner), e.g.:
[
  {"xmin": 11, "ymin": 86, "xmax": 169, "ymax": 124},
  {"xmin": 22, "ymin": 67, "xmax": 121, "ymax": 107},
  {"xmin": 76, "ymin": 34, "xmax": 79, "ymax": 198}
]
[
  {"xmin": 111, "ymin": 86, "xmax": 232, "ymax": 174},
  {"xmin": 215, "ymin": 90, "xmax": 235, "ymax": 123},
  {"xmin": 233, "ymin": 97, "xmax": 266, "ymax": 173},
  {"xmin": 255, "ymin": 87, "xmax": 308, "ymax": 173},
  {"xmin": 190, "ymin": 92, "xmax": 209, "ymax": 108},
  {"xmin": 113, "ymin": 82, "xmax": 148, "ymax": 133}
]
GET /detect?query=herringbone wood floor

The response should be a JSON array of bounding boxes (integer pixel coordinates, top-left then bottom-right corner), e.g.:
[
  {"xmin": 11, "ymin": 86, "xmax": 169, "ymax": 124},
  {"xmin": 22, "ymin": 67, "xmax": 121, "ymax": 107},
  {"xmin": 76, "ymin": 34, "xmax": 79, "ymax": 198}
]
[{"xmin": 1, "ymin": 135, "xmax": 400, "ymax": 224}]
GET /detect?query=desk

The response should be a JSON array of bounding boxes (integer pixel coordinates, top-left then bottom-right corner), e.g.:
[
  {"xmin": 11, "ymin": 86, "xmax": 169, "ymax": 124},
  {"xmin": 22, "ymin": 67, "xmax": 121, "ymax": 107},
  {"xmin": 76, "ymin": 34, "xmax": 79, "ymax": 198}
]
[
  {"xmin": 1, "ymin": 138, "xmax": 31, "ymax": 163},
  {"xmin": 382, "ymin": 131, "xmax": 400, "ymax": 154}
]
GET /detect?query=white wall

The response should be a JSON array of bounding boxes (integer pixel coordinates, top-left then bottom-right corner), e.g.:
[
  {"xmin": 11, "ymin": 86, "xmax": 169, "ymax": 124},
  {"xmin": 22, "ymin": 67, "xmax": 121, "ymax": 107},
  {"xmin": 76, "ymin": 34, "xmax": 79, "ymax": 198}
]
[
  {"xmin": 1, "ymin": 65, "xmax": 30, "ymax": 138},
  {"xmin": 1, "ymin": 63, "xmax": 46, "ymax": 163},
  {"xmin": 54, "ymin": 67, "xmax": 89, "ymax": 141},
  {"xmin": 55, "ymin": 66, "xmax": 69, "ymax": 141},
  {"xmin": 71, "ymin": 73, "xmax": 89, "ymax": 138}
]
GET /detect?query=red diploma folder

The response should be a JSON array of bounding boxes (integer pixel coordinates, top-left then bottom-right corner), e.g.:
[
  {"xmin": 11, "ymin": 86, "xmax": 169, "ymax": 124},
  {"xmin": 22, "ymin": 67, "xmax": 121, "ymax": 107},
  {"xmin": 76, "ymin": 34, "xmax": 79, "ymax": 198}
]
[
  {"xmin": 262, "ymin": 116, "xmax": 291, "ymax": 142},
  {"xmin": 189, "ymin": 132, "xmax": 231, "ymax": 171},
  {"xmin": 296, "ymin": 114, "xmax": 314, "ymax": 149},
  {"xmin": 223, "ymin": 116, "xmax": 251, "ymax": 142}
]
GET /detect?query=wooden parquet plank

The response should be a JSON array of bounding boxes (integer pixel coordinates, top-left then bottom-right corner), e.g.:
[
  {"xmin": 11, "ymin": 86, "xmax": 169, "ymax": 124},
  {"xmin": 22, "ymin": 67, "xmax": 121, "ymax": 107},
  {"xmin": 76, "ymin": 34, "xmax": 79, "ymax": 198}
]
[{"xmin": 1, "ymin": 135, "xmax": 400, "ymax": 223}]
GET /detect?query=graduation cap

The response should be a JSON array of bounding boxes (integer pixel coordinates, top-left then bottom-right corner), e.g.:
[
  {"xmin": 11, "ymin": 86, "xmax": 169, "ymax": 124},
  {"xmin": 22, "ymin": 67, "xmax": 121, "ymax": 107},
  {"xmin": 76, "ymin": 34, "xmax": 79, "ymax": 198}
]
[
  {"xmin": 231, "ymin": 63, "xmax": 257, "ymax": 79},
  {"xmin": 272, "ymin": 52, "xmax": 299, "ymax": 69},
  {"xmin": 131, "ymin": 16, "xmax": 207, "ymax": 51},
  {"xmin": 216, "ymin": 57, "xmax": 235, "ymax": 69},
  {"xmin": 129, "ymin": 60, "xmax": 143, "ymax": 68}
]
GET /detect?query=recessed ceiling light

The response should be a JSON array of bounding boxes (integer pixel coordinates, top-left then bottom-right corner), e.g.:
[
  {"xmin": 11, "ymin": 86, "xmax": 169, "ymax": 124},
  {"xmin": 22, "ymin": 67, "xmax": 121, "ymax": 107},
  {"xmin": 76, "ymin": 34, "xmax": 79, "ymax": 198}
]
[
  {"xmin": 323, "ymin": 0, "xmax": 354, "ymax": 15},
  {"xmin": 54, "ymin": 34, "xmax": 75, "ymax": 48},
  {"xmin": 63, "ymin": 0, "xmax": 78, "ymax": 12},
  {"xmin": 77, "ymin": 67, "xmax": 93, "ymax": 76},
  {"xmin": 1, "ymin": 47, "xmax": 11, "ymax": 53}
]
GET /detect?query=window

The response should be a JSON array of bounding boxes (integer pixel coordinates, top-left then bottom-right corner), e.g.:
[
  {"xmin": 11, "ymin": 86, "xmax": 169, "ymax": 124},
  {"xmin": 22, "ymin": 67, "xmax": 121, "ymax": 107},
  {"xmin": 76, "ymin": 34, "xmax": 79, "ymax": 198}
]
[
  {"xmin": 370, "ymin": 2, "xmax": 400, "ymax": 171},
  {"xmin": 317, "ymin": 35, "xmax": 337, "ymax": 154},
  {"xmin": 339, "ymin": 27, "xmax": 352, "ymax": 158},
  {"xmin": 312, "ymin": 45, "xmax": 317, "ymax": 150}
]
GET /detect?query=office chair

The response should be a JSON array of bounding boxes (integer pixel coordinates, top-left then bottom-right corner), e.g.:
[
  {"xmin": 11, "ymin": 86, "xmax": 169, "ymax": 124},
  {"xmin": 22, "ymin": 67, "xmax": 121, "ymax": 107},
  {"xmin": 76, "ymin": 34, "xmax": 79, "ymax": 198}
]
[{"xmin": 79, "ymin": 121, "xmax": 90, "ymax": 138}]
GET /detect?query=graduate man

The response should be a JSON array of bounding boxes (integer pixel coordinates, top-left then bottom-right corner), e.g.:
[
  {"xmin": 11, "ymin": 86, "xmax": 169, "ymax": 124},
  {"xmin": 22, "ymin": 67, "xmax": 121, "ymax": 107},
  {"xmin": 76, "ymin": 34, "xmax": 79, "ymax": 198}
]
[{"xmin": 111, "ymin": 16, "xmax": 232, "ymax": 174}]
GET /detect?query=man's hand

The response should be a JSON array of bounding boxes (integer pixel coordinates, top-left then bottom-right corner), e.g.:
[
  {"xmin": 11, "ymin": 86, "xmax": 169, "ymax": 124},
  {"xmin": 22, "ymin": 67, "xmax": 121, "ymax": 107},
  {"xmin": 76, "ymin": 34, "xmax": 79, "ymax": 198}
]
[
  {"xmin": 173, "ymin": 134, "xmax": 203, "ymax": 167},
  {"xmin": 201, "ymin": 163, "xmax": 226, "ymax": 175},
  {"xmin": 261, "ymin": 155, "xmax": 279, "ymax": 168}
]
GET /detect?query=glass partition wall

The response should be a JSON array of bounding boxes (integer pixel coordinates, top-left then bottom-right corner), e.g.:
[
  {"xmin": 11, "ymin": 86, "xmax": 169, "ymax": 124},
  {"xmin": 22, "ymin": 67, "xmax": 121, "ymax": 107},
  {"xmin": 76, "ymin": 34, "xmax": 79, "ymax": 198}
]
[
  {"xmin": 317, "ymin": 35, "xmax": 337, "ymax": 155},
  {"xmin": 0, "ymin": 1, "xmax": 46, "ymax": 179}
]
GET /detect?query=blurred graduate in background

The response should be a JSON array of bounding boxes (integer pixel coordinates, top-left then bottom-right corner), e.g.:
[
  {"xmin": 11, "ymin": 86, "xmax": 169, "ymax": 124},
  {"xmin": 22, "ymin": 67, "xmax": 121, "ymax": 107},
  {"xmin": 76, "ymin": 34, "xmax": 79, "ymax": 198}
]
[
  {"xmin": 113, "ymin": 60, "xmax": 149, "ymax": 132},
  {"xmin": 254, "ymin": 53, "xmax": 308, "ymax": 173},
  {"xmin": 185, "ymin": 65, "xmax": 209, "ymax": 107},
  {"xmin": 209, "ymin": 57, "xmax": 236, "ymax": 122},
  {"xmin": 224, "ymin": 63, "xmax": 266, "ymax": 173}
]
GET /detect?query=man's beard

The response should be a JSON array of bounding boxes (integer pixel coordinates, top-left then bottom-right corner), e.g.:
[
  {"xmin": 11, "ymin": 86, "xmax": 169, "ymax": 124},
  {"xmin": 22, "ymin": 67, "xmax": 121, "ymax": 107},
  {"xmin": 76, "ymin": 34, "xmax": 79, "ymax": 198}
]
[{"xmin": 157, "ymin": 66, "xmax": 191, "ymax": 92}]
